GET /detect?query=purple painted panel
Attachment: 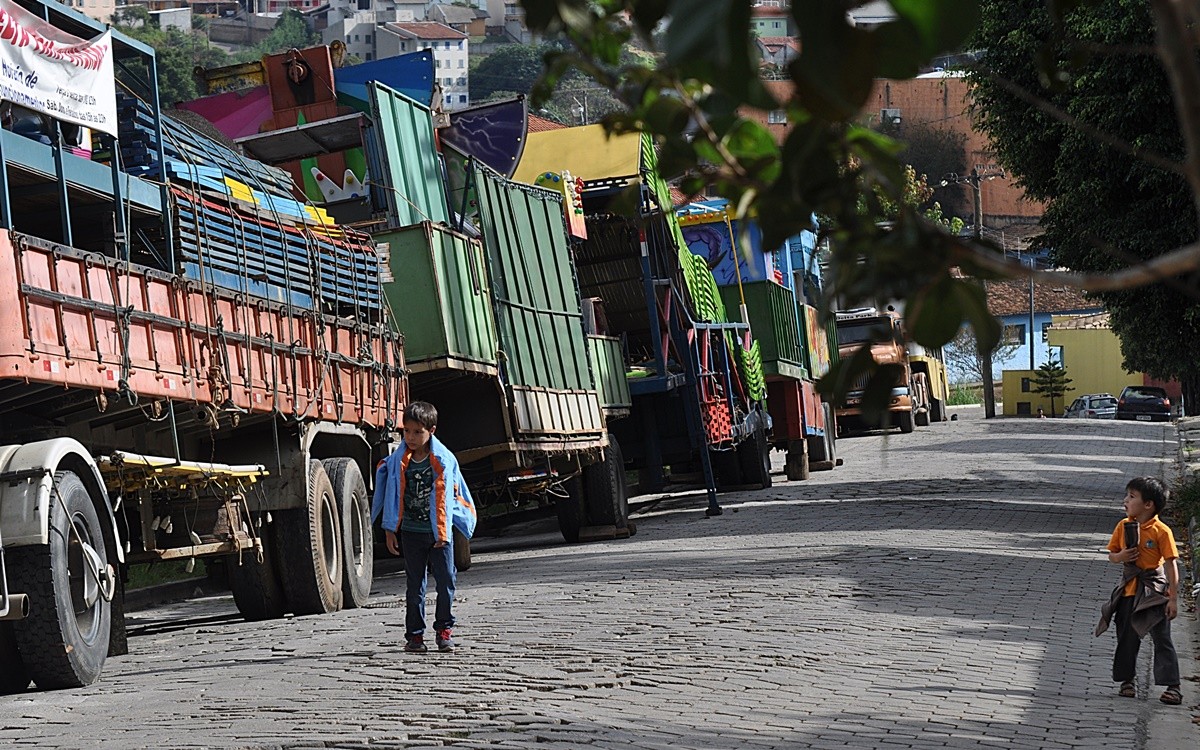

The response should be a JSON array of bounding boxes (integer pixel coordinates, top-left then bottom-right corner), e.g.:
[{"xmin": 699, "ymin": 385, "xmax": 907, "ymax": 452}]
[
  {"xmin": 440, "ymin": 97, "xmax": 527, "ymax": 178},
  {"xmin": 176, "ymin": 86, "xmax": 274, "ymax": 140}
]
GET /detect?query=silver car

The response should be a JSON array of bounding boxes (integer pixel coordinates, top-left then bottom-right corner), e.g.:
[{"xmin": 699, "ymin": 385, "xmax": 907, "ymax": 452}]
[{"xmin": 1063, "ymin": 394, "xmax": 1118, "ymax": 419}]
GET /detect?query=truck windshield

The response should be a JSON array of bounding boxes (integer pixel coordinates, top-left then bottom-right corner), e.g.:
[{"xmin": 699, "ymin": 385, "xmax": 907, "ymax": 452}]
[{"xmin": 837, "ymin": 319, "xmax": 890, "ymax": 345}]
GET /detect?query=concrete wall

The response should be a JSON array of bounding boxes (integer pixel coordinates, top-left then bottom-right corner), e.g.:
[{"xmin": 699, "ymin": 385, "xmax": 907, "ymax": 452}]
[
  {"xmin": 866, "ymin": 74, "xmax": 1044, "ymax": 226},
  {"xmin": 1046, "ymin": 323, "xmax": 1141, "ymax": 400},
  {"xmin": 1001, "ymin": 369, "xmax": 1068, "ymax": 417}
]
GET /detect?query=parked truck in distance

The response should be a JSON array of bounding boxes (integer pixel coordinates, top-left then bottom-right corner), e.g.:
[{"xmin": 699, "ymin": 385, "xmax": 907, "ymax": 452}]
[{"xmin": 834, "ymin": 307, "xmax": 947, "ymax": 433}]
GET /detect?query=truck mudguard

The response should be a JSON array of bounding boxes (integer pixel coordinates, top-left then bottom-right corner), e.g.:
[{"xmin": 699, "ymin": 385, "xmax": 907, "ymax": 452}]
[{"xmin": 0, "ymin": 438, "xmax": 120, "ymax": 561}]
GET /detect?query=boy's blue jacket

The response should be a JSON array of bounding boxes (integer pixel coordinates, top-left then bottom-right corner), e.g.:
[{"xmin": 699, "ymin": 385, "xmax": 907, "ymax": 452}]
[{"xmin": 371, "ymin": 435, "xmax": 476, "ymax": 542}]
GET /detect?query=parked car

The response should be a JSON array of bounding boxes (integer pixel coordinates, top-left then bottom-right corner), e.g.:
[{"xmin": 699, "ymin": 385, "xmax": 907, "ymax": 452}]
[
  {"xmin": 1064, "ymin": 394, "xmax": 1118, "ymax": 419},
  {"xmin": 1115, "ymin": 386, "xmax": 1172, "ymax": 422}
]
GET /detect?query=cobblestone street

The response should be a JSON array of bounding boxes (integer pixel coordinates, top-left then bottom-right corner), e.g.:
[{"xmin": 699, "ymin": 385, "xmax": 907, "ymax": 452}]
[{"xmin": 1, "ymin": 408, "xmax": 1196, "ymax": 749}]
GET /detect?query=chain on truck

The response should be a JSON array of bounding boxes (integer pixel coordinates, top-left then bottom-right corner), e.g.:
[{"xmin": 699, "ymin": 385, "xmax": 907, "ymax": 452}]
[{"xmin": 0, "ymin": 1, "xmax": 405, "ymax": 691}]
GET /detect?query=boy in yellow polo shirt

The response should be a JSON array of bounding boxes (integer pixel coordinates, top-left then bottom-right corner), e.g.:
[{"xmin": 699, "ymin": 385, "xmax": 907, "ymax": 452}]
[{"xmin": 1095, "ymin": 477, "xmax": 1181, "ymax": 705}]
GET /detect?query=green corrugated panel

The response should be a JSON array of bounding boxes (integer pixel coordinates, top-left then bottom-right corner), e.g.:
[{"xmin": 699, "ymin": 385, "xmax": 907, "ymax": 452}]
[
  {"xmin": 719, "ymin": 282, "xmax": 807, "ymax": 379},
  {"xmin": 640, "ymin": 135, "xmax": 767, "ymax": 402},
  {"xmin": 588, "ymin": 335, "xmax": 632, "ymax": 409},
  {"xmin": 368, "ymin": 83, "xmax": 449, "ymax": 227},
  {"xmin": 379, "ymin": 222, "xmax": 497, "ymax": 368},
  {"xmin": 471, "ymin": 161, "xmax": 592, "ymax": 391}
]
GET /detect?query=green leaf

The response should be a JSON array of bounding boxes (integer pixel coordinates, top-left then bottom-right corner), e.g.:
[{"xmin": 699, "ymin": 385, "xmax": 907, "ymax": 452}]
[
  {"xmin": 908, "ymin": 277, "xmax": 965, "ymax": 348},
  {"xmin": 888, "ymin": 0, "xmax": 981, "ymax": 58}
]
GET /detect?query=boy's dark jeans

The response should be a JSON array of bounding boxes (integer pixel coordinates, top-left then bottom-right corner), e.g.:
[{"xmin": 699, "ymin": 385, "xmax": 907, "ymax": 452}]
[
  {"xmin": 400, "ymin": 529, "xmax": 456, "ymax": 639},
  {"xmin": 1112, "ymin": 596, "xmax": 1179, "ymax": 685}
]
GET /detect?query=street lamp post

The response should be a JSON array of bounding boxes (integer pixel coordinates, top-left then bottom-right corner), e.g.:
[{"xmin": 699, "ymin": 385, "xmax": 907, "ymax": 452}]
[{"xmin": 942, "ymin": 166, "xmax": 1005, "ymax": 418}]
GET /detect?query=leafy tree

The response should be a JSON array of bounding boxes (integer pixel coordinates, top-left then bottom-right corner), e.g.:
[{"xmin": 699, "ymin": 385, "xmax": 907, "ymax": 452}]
[
  {"xmin": 112, "ymin": 12, "xmax": 230, "ymax": 107},
  {"xmin": 898, "ymin": 123, "xmax": 969, "ymax": 221},
  {"xmin": 945, "ymin": 324, "xmax": 1020, "ymax": 384},
  {"xmin": 1032, "ymin": 356, "xmax": 1073, "ymax": 417},
  {"xmin": 513, "ymin": 0, "xmax": 1200, "ymax": 417},
  {"xmin": 969, "ymin": 0, "xmax": 1200, "ymax": 414},
  {"xmin": 472, "ymin": 44, "xmax": 551, "ymax": 102}
]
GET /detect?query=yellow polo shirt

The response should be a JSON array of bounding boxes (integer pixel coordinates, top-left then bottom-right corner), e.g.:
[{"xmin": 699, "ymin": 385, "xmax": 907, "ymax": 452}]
[{"xmin": 1107, "ymin": 515, "xmax": 1179, "ymax": 597}]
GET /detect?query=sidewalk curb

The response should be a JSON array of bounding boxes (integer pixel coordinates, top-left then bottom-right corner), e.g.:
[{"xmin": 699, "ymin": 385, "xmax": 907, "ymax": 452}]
[{"xmin": 125, "ymin": 578, "xmax": 222, "ymax": 613}]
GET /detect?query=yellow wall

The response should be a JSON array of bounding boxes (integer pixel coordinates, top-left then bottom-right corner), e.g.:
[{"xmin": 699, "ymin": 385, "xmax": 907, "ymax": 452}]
[
  {"xmin": 1046, "ymin": 321, "xmax": 1141, "ymax": 399},
  {"xmin": 1001, "ymin": 370, "xmax": 1070, "ymax": 416}
]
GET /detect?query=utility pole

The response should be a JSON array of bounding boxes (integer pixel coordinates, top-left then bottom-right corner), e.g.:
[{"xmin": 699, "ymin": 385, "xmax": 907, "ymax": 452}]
[
  {"xmin": 1028, "ymin": 257, "xmax": 1036, "ymax": 371},
  {"xmin": 971, "ymin": 168, "xmax": 997, "ymax": 419}
]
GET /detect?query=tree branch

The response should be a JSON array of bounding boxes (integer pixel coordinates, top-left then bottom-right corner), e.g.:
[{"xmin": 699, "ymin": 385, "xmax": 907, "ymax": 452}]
[{"xmin": 949, "ymin": 235, "xmax": 1200, "ymax": 293}]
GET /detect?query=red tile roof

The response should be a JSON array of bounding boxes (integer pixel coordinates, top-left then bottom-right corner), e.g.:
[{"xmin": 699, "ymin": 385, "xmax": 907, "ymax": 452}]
[
  {"xmin": 757, "ymin": 36, "xmax": 798, "ymax": 50},
  {"xmin": 987, "ymin": 279, "xmax": 1100, "ymax": 317},
  {"xmin": 388, "ymin": 22, "xmax": 467, "ymax": 40},
  {"xmin": 528, "ymin": 113, "xmax": 566, "ymax": 132}
]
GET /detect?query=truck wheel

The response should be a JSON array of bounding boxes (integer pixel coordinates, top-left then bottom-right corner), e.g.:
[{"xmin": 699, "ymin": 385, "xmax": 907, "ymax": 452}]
[
  {"xmin": 585, "ymin": 437, "xmax": 629, "ymax": 530},
  {"xmin": 227, "ymin": 525, "xmax": 288, "ymax": 622},
  {"xmin": 708, "ymin": 448, "xmax": 743, "ymax": 490},
  {"xmin": 274, "ymin": 460, "xmax": 344, "ymax": 615},
  {"xmin": 931, "ymin": 398, "xmax": 946, "ymax": 422},
  {"xmin": 453, "ymin": 528, "xmax": 471, "ymax": 571},
  {"xmin": 915, "ymin": 408, "xmax": 930, "ymax": 427},
  {"xmin": 737, "ymin": 420, "xmax": 772, "ymax": 489},
  {"xmin": 9, "ymin": 471, "xmax": 111, "ymax": 688},
  {"xmin": 897, "ymin": 410, "xmax": 915, "ymax": 434},
  {"xmin": 322, "ymin": 458, "xmax": 373, "ymax": 609},
  {"xmin": 0, "ymin": 623, "xmax": 30, "ymax": 693},
  {"xmin": 556, "ymin": 477, "xmax": 584, "ymax": 543},
  {"xmin": 784, "ymin": 440, "xmax": 810, "ymax": 481}
]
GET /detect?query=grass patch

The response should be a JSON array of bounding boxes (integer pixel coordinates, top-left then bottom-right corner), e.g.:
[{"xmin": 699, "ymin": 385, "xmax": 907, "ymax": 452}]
[
  {"xmin": 125, "ymin": 560, "xmax": 205, "ymax": 591},
  {"xmin": 947, "ymin": 383, "xmax": 982, "ymax": 406}
]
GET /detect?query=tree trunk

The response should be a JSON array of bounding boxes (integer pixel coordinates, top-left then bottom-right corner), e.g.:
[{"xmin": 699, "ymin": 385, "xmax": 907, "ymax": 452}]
[{"xmin": 1182, "ymin": 372, "xmax": 1200, "ymax": 416}]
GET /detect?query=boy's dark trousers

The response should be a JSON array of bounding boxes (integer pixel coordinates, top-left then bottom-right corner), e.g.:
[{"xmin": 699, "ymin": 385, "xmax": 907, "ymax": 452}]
[
  {"xmin": 400, "ymin": 529, "xmax": 456, "ymax": 638},
  {"xmin": 1112, "ymin": 595, "xmax": 1179, "ymax": 685}
]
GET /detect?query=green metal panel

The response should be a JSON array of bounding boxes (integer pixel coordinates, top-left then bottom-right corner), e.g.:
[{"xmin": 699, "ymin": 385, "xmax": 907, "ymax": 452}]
[
  {"xmin": 368, "ymin": 82, "xmax": 449, "ymax": 227},
  {"xmin": 720, "ymin": 281, "xmax": 808, "ymax": 381},
  {"xmin": 378, "ymin": 222, "xmax": 497, "ymax": 370},
  {"xmin": 471, "ymin": 161, "xmax": 592, "ymax": 392},
  {"xmin": 588, "ymin": 335, "xmax": 632, "ymax": 410}
]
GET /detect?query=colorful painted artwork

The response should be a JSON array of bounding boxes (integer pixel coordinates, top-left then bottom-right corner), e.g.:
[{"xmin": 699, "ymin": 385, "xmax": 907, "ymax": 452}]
[
  {"xmin": 441, "ymin": 97, "xmax": 528, "ymax": 178},
  {"xmin": 335, "ymin": 50, "xmax": 436, "ymax": 113}
]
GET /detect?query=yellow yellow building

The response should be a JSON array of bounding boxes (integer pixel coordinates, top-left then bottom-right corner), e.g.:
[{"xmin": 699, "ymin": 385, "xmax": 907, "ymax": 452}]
[{"xmin": 1002, "ymin": 312, "xmax": 1142, "ymax": 416}]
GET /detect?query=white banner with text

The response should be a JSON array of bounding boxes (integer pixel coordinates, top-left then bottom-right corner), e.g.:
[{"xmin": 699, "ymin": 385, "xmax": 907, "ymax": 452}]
[{"xmin": 0, "ymin": 0, "xmax": 116, "ymax": 137}]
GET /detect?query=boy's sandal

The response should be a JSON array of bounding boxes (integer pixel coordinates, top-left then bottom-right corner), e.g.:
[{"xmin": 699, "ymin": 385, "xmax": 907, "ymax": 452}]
[
  {"xmin": 1119, "ymin": 681, "xmax": 1136, "ymax": 698},
  {"xmin": 1159, "ymin": 686, "xmax": 1182, "ymax": 705}
]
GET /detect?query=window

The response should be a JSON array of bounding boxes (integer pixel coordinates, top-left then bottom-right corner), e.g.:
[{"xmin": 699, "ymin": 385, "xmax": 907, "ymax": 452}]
[
  {"xmin": 458, "ymin": 41, "xmax": 464, "ymax": 50},
  {"xmin": 457, "ymin": 77, "xmax": 466, "ymax": 86},
  {"xmin": 445, "ymin": 41, "xmax": 451, "ymax": 50},
  {"xmin": 458, "ymin": 59, "xmax": 464, "ymax": 68},
  {"xmin": 459, "ymin": 94, "xmax": 467, "ymax": 103},
  {"xmin": 366, "ymin": 53, "xmax": 373, "ymax": 61},
  {"xmin": 1041, "ymin": 322, "xmax": 1051, "ymax": 342},
  {"xmin": 1021, "ymin": 377, "xmax": 1031, "ymax": 393},
  {"xmin": 1016, "ymin": 402, "xmax": 1032, "ymax": 415},
  {"xmin": 366, "ymin": 35, "xmax": 372, "ymax": 43},
  {"xmin": 1004, "ymin": 323, "xmax": 1026, "ymax": 344},
  {"xmin": 400, "ymin": 42, "xmax": 407, "ymax": 50},
  {"xmin": 767, "ymin": 110, "xmax": 786, "ymax": 124},
  {"xmin": 436, "ymin": 58, "xmax": 442, "ymax": 68}
]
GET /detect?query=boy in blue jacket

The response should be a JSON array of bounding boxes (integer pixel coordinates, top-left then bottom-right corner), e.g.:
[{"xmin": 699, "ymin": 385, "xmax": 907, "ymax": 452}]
[{"xmin": 372, "ymin": 401, "xmax": 477, "ymax": 653}]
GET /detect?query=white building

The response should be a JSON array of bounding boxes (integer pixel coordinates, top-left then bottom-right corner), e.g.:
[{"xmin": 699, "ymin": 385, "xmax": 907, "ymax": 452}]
[
  {"xmin": 68, "ymin": 0, "xmax": 117, "ymax": 24},
  {"xmin": 377, "ymin": 21, "xmax": 469, "ymax": 109}
]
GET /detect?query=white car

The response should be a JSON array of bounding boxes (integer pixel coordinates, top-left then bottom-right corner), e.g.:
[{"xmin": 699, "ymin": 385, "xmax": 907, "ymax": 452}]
[{"xmin": 1063, "ymin": 394, "xmax": 1118, "ymax": 419}]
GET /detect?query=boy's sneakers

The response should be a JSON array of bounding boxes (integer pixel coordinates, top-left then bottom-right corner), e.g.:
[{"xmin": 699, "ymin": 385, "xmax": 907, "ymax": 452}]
[
  {"xmin": 404, "ymin": 636, "xmax": 428, "ymax": 654},
  {"xmin": 436, "ymin": 628, "xmax": 454, "ymax": 652}
]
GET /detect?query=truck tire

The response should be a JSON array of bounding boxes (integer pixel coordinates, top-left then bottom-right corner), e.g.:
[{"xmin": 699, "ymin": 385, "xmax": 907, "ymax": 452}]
[
  {"xmin": 785, "ymin": 440, "xmax": 810, "ymax": 481},
  {"xmin": 556, "ymin": 477, "xmax": 584, "ymax": 543},
  {"xmin": 737, "ymin": 420, "xmax": 772, "ymax": 489},
  {"xmin": 931, "ymin": 398, "xmax": 946, "ymax": 422},
  {"xmin": 915, "ymin": 408, "xmax": 930, "ymax": 427},
  {"xmin": 274, "ymin": 460, "xmax": 344, "ymax": 615},
  {"xmin": 453, "ymin": 528, "xmax": 471, "ymax": 571},
  {"xmin": 0, "ymin": 623, "xmax": 30, "ymax": 693},
  {"xmin": 9, "ymin": 471, "xmax": 111, "ymax": 689},
  {"xmin": 322, "ymin": 458, "xmax": 373, "ymax": 609},
  {"xmin": 708, "ymin": 448, "xmax": 743, "ymax": 490},
  {"xmin": 227, "ymin": 526, "xmax": 288, "ymax": 622},
  {"xmin": 897, "ymin": 410, "xmax": 915, "ymax": 434},
  {"xmin": 585, "ymin": 437, "xmax": 629, "ymax": 530}
]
